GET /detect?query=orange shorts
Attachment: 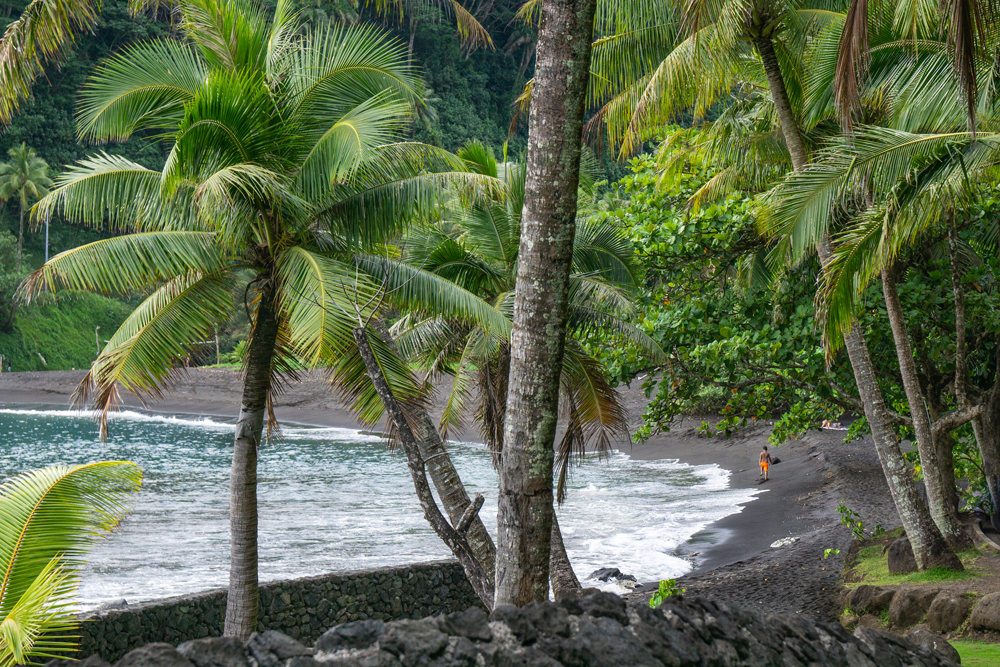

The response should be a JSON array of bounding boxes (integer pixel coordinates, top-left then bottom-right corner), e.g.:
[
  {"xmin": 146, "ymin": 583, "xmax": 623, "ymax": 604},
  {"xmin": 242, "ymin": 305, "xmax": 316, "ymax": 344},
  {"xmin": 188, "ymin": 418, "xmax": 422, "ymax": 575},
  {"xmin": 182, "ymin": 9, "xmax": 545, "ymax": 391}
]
[{"xmin": 761, "ymin": 462, "xmax": 769, "ymax": 471}]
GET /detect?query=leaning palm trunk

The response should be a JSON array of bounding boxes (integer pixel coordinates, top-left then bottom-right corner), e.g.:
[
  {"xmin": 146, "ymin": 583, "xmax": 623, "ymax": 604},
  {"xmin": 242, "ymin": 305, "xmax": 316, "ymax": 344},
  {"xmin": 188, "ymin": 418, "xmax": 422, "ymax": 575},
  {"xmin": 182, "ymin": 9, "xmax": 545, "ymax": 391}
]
[
  {"xmin": 756, "ymin": 37, "xmax": 960, "ymax": 570},
  {"xmin": 353, "ymin": 327, "xmax": 495, "ymax": 608},
  {"xmin": 548, "ymin": 513, "xmax": 581, "ymax": 598},
  {"xmin": 225, "ymin": 281, "xmax": 280, "ymax": 639},
  {"xmin": 495, "ymin": 0, "xmax": 598, "ymax": 606},
  {"xmin": 372, "ymin": 319, "xmax": 497, "ymax": 578},
  {"xmin": 880, "ymin": 268, "xmax": 970, "ymax": 550}
]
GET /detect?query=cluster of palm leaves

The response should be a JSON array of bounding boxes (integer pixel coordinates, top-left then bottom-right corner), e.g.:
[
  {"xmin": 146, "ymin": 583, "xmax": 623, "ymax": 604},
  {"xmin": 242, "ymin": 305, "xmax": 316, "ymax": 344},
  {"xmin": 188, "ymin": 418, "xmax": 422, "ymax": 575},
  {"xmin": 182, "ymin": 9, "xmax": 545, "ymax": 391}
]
[
  {"xmin": 0, "ymin": 462, "xmax": 142, "ymax": 667},
  {"xmin": 7, "ymin": 0, "xmax": 664, "ymax": 639}
]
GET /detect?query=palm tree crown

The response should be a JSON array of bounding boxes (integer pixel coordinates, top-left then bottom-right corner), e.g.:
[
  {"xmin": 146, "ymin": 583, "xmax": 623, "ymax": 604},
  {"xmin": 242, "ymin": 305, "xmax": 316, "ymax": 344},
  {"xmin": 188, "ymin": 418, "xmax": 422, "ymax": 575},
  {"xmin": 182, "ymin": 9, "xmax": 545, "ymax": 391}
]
[{"xmin": 0, "ymin": 143, "xmax": 51, "ymax": 272}]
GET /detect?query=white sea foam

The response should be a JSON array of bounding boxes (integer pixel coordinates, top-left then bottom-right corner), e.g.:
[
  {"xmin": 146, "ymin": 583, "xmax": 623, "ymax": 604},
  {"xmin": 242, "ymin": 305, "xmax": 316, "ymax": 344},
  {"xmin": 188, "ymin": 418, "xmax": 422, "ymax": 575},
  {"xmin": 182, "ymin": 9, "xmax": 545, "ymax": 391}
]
[{"xmin": 0, "ymin": 405, "xmax": 759, "ymax": 606}]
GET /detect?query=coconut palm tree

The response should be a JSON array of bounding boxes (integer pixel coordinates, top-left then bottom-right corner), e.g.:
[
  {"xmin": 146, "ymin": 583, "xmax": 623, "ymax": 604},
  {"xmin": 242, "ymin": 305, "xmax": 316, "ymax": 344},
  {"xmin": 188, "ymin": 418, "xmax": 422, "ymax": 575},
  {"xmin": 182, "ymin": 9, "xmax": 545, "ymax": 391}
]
[
  {"xmin": 0, "ymin": 0, "xmax": 490, "ymax": 125},
  {"xmin": 0, "ymin": 143, "xmax": 51, "ymax": 272},
  {"xmin": 0, "ymin": 461, "xmax": 141, "ymax": 667},
  {"xmin": 21, "ymin": 0, "xmax": 499, "ymax": 638}
]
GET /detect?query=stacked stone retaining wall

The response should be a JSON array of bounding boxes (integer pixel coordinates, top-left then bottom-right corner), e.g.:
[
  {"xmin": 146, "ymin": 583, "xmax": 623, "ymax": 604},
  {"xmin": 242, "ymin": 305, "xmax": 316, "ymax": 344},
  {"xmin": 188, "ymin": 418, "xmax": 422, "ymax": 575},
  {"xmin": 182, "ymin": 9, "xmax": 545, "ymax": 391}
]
[{"xmin": 76, "ymin": 560, "xmax": 480, "ymax": 662}]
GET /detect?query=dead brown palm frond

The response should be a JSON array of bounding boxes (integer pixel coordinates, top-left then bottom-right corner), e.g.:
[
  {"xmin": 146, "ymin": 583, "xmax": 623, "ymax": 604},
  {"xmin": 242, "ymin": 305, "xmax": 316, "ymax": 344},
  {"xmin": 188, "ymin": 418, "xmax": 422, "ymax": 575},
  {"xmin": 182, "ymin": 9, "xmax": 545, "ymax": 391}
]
[
  {"xmin": 943, "ymin": 0, "xmax": 993, "ymax": 133},
  {"xmin": 475, "ymin": 342, "xmax": 509, "ymax": 467},
  {"xmin": 835, "ymin": 0, "xmax": 871, "ymax": 132}
]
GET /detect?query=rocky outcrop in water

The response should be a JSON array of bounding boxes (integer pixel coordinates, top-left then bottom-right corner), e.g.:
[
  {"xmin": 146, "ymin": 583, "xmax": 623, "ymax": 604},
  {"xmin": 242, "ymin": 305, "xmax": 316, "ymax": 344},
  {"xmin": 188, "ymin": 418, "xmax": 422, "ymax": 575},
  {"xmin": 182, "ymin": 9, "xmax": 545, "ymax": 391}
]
[{"xmin": 54, "ymin": 592, "xmax": 960, "ymax": 667}]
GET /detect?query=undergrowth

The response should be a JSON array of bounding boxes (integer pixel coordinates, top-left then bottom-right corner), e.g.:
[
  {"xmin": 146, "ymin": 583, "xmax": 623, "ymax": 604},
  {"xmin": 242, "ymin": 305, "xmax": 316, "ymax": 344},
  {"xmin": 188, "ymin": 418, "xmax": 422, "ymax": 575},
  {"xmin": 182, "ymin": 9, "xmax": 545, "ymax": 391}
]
[{"xmin": 846, "ymin": 546, "xmax": 983, "ymax": 587}]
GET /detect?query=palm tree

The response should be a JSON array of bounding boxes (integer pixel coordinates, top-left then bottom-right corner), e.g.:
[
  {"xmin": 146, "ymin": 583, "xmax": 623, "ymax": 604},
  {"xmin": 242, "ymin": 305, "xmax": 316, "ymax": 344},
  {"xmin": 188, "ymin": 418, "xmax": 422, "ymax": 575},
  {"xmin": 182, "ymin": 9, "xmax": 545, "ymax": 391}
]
[
  {"xmin": 20, "ymin": 0, "xmax": 496, "ymax": 638},
  {"xmin": 0, "ymin": 461, "xmax": 141, "ymax": 666},
  {"xmin": 366, "ymin": 143, "xmax": 664, "ymax": 598},
  {"xmin": 0, "ymin": 0, "xmax": 490, "ymax": 125},
  {"xmin": 0, "ymin": 143, "xmax": 51, "ymax": 272}
]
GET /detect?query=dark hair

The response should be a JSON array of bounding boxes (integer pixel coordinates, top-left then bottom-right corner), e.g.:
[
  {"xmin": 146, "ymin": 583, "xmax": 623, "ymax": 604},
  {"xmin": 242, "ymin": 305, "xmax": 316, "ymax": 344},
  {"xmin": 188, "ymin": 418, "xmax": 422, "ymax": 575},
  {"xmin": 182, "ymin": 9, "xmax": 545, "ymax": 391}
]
[{"xmin": 762, "ymin": 446, "xmax": 768, "ymax": 451}]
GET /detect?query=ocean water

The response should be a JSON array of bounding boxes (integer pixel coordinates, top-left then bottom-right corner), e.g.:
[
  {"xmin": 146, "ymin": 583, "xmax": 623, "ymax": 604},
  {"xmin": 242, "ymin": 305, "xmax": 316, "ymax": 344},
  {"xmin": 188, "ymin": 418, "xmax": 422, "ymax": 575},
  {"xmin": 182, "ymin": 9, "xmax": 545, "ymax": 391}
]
[{"xmin": 0, "ymin": 405, "xmax": 759, "ymax": 608}]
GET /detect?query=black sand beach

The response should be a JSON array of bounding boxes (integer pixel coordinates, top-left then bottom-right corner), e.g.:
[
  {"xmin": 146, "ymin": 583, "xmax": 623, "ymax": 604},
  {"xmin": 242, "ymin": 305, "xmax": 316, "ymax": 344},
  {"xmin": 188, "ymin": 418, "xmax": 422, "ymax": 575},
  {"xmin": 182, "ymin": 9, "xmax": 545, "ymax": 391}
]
[{"xmin": 0, "ymin": 369, "xmax": 895, "ymax": 622}]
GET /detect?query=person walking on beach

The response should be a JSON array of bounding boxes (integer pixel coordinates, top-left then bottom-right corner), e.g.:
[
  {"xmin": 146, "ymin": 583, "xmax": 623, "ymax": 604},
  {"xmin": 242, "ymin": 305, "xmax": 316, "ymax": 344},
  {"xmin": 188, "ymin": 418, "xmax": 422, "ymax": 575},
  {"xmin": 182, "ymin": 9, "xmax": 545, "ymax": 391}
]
[{"xmin": 759, "ymin": 446, "xmax": 772, "ymax": 482}]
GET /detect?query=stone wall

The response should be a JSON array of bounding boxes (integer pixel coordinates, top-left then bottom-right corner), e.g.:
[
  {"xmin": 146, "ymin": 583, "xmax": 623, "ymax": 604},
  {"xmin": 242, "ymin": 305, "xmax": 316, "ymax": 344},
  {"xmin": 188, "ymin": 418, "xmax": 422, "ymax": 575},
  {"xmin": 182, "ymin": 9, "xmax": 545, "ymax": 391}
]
[{"xmin": 76, "ymin": 560, "xmax": 481, "ymax": 662}]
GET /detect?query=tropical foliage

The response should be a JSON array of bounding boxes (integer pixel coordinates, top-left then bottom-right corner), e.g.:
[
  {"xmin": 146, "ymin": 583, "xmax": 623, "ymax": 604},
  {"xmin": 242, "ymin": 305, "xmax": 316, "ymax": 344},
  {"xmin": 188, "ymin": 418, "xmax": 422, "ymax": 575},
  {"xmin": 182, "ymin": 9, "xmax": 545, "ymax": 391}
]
[{"xmin": 0, "ymin": 462, "xmax": 141, "ymax": 666}]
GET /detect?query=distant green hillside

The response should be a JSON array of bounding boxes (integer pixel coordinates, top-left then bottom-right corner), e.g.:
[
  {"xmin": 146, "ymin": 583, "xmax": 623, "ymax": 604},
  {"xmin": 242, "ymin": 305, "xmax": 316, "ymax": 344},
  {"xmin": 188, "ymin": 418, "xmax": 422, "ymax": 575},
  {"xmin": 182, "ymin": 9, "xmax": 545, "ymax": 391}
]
[{"xmin": 0, "ymin": 293, "xmax": 131, "ymax": 372}]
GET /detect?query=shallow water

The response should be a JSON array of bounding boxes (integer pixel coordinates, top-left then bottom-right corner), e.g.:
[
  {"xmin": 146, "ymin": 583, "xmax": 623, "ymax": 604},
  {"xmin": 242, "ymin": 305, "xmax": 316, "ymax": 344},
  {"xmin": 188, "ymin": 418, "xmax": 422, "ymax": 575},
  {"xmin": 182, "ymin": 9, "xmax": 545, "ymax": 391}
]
[{"xmin": 0, "ymin": 405, "xmax": 759, "ymax": 607}]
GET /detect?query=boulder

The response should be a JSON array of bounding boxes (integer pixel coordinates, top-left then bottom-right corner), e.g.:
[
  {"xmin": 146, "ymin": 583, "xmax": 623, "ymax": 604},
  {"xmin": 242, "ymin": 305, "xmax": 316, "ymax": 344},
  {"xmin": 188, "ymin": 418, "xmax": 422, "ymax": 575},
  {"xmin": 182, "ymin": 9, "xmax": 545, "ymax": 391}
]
[
  {"xmin": 441, "ymin": 607, "xmax": 492, "ymax": 641},
  {"xmin": 314, "ymin": 620, "xmax": 385, "ymax": 655},
  {"xmin": 970, "ymin": 591, "xmax": 1000, "ymax": 631},
  {"xmin": 903, "ymin": 628, "xmax": 962, "ymax": 665},
  {"xmin": 46, "ymin": 656, "xmax": 111, "ymax": 667},
  {"xmin": 840, "ymin": 613, "xmax": 859, "ymax": 630},
  {"xmin": 115, "ymin": 644, "xmax": 195, "ymax": 667},
  {"xmin": 177, "ymin": 637, "xmax": 248, "ymax": 667},
  {"xmin": 887, "ymin": 538, "xmax": 918, "ymax": 574},
  {"xmin": 845, "ymin": 586, "xmax": 895, "ymax": 614},
  {"xmin": 246, "ymin": 631, "xmax": 311, "ymax": 667},
  {"xmin": 588, "ymin": 568, "xmax": 636, "ymax": 583},
  {"xmin": 378, "ymin": 619, "xmax": 449, "ymax": 667},
  {"xmin": 558, "ymin": 590, "xmax": 628, "ymax": 626},
  {"xmin": 925, "ymin": 592, "xmax": 974, "ymax": 634},
  {"xmin": 857, "ymin": 614, "xmax": 883, "ymax": 629},
  {"xmin": 889, "ymin": 587, "xmax": 941, "ymax": 627}
]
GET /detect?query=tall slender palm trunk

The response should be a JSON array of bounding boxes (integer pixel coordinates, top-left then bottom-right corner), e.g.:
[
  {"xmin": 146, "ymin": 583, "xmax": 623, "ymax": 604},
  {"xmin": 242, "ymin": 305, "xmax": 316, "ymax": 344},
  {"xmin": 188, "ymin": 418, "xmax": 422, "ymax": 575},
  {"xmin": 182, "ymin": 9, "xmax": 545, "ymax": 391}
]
[
  {"xmin": 225, "ymin": 279, "xmax": 280, "ymax": 639},
  {"xmin": 353, "ymin": 327, "xmax": 495, "ymax": 608},
  {"xmin": 881, "ymin": 269, "xmax": 970, "ymax": 550},
  {"xmin": 16, "ymin": 203, "xmax": 24, "ymax": 273},
  {"xmin": 755, "ymin": 33, "xmax": 960, "ymax": 569},
  {"xmin": 495, "ymin": 0, "xmax": 597, "ymax": 606}
]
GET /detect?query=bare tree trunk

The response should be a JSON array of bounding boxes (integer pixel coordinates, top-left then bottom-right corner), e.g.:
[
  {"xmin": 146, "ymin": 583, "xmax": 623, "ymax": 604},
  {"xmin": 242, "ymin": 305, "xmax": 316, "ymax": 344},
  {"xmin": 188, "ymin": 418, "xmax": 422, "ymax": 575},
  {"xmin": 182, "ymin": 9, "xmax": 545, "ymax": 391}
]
[
  {"xmin": 371, "ymin": 319, "xmax": 497, "ymax": 579},
  {"xmin": 495, "ymin": 0, "xmax": 597, "ymax": 606},
  {"xmin": 354, "ymin": 327, "xmax": 495, "ymax": 608},
  {"xmin": 549, "ymin": 513, "xmax": 581, "ymax": 599},
  {"xmin": 224, "ymin": 278, "xmax": 279, "ymax": 639},
  {"xmin": 978, "ymin": 377, "xmax": 1000, "ymax": 520},
  {"xmin": 754, "ymin": 38, "xmax": 960, "ymax": 569},
  {"xmin": 880, "ymin": 269, "xmax": 970, "ymax": 550}
]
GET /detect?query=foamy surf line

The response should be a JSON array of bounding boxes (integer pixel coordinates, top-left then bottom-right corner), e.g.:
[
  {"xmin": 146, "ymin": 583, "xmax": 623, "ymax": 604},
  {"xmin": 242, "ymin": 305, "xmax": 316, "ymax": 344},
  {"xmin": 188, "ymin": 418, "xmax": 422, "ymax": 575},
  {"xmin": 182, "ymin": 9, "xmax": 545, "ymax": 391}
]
[{"xmin": 0, "ymin": 406, "xmax": 383, "ymax": 442}]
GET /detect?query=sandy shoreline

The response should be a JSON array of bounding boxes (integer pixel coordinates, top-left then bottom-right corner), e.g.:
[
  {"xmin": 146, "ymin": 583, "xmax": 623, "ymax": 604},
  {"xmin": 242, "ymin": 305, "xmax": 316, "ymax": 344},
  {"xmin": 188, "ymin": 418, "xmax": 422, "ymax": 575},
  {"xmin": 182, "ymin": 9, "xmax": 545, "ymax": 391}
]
[{"xmin": 0, "ymin": 369, "xmax": 886, "ymax": 620}]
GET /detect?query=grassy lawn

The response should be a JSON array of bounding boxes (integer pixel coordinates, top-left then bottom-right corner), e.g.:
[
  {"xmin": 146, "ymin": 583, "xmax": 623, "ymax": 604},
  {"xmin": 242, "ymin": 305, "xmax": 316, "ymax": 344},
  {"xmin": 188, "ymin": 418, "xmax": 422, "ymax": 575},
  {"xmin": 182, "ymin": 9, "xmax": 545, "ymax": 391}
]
[
  {"xmin": 953, "ymin": 640, "xmax": 1000, "ymax": 666},
  {"xmin": 846, "ymin": 546, "xmax": 983, "ymax": 587}
]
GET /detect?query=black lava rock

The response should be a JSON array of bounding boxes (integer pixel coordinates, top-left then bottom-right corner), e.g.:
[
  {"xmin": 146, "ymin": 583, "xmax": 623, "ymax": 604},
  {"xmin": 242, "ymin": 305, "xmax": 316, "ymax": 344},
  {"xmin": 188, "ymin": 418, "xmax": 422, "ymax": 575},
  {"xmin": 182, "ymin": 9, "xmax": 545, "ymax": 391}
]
[
  {"xmin": 314, "ymin": 620, "xmax": 385, "ymax": 655},
  {"xmin": 246, "ymin": 631, "xmax": 311, "ymax": 667},
  {"xmin": 441, "ymin": 607, "xmax": 492, "ymax": 642},
  {"xmin": 114, "ymin": 644, "xmax": 195, "ymax": 667},
  {"xmin": 176, "ymin": 637, "xmax": 248, "ymax": 667}
]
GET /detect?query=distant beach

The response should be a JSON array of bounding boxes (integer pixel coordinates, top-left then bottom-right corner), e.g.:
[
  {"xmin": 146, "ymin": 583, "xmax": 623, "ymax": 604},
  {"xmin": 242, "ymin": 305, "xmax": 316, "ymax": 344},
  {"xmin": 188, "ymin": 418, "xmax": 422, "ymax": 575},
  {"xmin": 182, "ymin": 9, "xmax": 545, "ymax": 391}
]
[{"xmin": 0, "ymin": 368, "xmax": 885, "ymax": 621}]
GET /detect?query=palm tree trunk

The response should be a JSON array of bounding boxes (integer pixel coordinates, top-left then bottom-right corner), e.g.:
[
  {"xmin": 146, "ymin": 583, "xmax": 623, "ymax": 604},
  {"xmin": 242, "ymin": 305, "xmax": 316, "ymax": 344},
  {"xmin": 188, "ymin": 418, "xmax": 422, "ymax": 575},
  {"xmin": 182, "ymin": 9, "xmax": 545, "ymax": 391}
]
[
  {"xmin": 16, "ymin": 203, "xmax": 24, "ymax": 273},
  {"xmin": 549, "ymin": 513, "xmax": 581, "ymax": 599},
  {"xmin": 755, "ymin": 36, "xmax": 808, "ymax": 172},
  {"xmin": 495, "ymin": 0, "xmax": 597, "ymax": 607},
  {"xmin": 353, "ymin": 327, "xmax": 495, "ymax": 609},
  {"xmin": 371, "ymin": 319, "xmax": 497, "ymax": 579},
  {"xmin": 880, "ymin": 269, "xmax": 970, "ymax": 550},
  {"xmin": 756, "ymin": 38, "xmax": 960, "ymax": 569},
  {"xmin": 224, "ymin": 279, "xmax": 279, "ymax": 639}
]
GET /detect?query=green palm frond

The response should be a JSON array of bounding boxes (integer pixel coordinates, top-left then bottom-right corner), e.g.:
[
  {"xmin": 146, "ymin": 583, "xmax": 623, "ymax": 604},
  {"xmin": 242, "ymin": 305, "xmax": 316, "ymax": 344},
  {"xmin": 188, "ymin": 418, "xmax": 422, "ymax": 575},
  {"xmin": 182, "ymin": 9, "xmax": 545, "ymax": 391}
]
[
  {"xmin": 19, "ymin": 231, "xmax": 224, "ymax": 302},
  {"xmin": 0, "ymin": 0, "xmax": 99, "ymax": 124},
  {"xmin": 77, "ymin": 272, "xmax": 235, "ymax": 428},
  {"xmin": 77, "ymin": 39, "xmax": 207, "ymax": 143},
  {"xmin": 32, "ymin": 153, "xmax": 194, "ymax": 232},
  {"xmin": 276, "ymin": 247, "xmax": 373, "ymax": 366},
  {"xmin": 0, "ymin": 462, "xmax": 141, "ymax": 665}
]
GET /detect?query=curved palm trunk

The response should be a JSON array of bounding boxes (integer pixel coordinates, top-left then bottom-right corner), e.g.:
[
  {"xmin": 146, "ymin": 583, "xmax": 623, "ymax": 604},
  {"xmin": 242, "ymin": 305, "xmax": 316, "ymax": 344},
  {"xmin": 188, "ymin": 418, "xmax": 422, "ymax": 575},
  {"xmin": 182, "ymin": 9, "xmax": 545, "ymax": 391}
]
[
  {"xmin": 880, "ymin": 269, "xmax": 970, "ymax": 550},
  {"xmin": 496, "ymin": 0, "xmax": 597, "ymax": 606},
  {"xmin": 224, "ymin": 280, "xmax": 280, "ymax": 639},
  {"xmin": 756, "ymin": 35, "xmax": 960, "ymax": 569},
  {"xmin": 372, "ymin": 319, "xmax": 497, "ymax": 579},
  {"xmin": 354, "ymin": 327, "xmax": 495, "ymax": 608}
]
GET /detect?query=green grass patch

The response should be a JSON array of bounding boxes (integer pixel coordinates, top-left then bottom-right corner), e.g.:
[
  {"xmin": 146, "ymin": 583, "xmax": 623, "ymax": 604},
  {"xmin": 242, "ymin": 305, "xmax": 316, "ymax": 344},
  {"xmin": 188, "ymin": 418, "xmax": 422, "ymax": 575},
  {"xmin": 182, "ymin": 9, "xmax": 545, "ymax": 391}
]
[
  {"xmin": 953, "ymin": 640, "xmax": 1000, "ymax": 667},
  {"xmin": 847, "ymin": 547, "xmax": 983, "ymax": 587}
]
